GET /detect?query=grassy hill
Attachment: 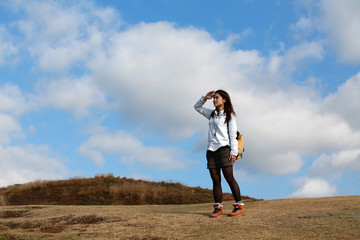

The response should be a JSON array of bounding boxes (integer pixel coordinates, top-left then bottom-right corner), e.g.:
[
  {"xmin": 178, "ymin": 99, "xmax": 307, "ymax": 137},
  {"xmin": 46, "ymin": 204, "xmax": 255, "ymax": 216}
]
[{"xmin": 0, "ymin": 174, "xmax": 257, "ymax": 206}]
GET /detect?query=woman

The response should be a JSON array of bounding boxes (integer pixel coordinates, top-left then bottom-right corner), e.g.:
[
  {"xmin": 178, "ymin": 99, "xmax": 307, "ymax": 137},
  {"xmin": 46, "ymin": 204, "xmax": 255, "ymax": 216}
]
[{"xmin": 194, "ymin": 90, "xmax": 245, "ymax": 218}]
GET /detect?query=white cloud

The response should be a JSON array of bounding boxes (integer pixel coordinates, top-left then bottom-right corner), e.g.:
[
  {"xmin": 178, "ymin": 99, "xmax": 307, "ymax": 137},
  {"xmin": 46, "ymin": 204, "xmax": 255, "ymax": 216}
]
[
  {"xmin": 233, "ymin": 168, "xmax": 259, "ymax": 184},
  {"xmin": 38, "ymin": 44, "xmax": 89, "ymax": 72},
  {"xmin": 0, "ymin": 84, "xmax": 27, "ymax": 116},
  {"xmin": 294, "ymin": 0, "xmax": 360, "ymax": 62},
  {"xmin": 322, "ymin": 72, "xmax": 360, "ymax": 130},
  {"xmin": 0, "ymin": 25, "xmax": 18, "ymax": 64},
  {"xmin": 33, "ymin": 77, "xmax": 108, "ymax": 117},
  {"xmin": 230, "ymin": 85, "xmax": 359, "ymax": 175},
  {"xmin": 29, "ymin": 125, "xmax": 36, "ymax": 135},
  {"xmin": 0, "ymin": 144, "xmax": 68, "ymax": 187},
  {"xmin": 0, "ymin": 114, "xmax": 20, "ymax": 145},
  {"xmin": 0, "ymin": 84, "xmax": 27, "ymax": 145},
  {"xmin": 290, "ymin": 17, "xmax": 314, "ymax": 37},
  {"xmin": 318, "ymin": 0, "xmax": 360, "ymax": 62},
  {"xmin": 89, "ymin": 21, "xmax": 264, "ymax": 139},
  {"xmin": 284, "ymin": 41, "xmax": 324, "ymax": 66},
  {"xmin": 4, "ymin": 1, "xmax": 118, "ymax": 118},
  {"xmin": 12, "ymin": 0, "xmax": 121, "ymax": 72},
  {"xmin": 40, "ymin": 18, "xmax": 353, "ymax": 176},
  {"xmin": 78, "ymin": 130, "xmax": 187, "ymax": 170},
  {"xmin": 309, "ymin": 149, "xmax": 360, "ymax": 177},
  {"xmin": 289, "ymin": 178, "xmax": 337, "ymax": 198},
  {"xmin": 268, "ymin": 41, "xmax": 324, "ymax": 77},
  {"xmin": 17, "ymin": 1, "xmax": 84, "ymax": 41},
  {"xmin": 0, "ymin": 84, "xmax": 68, "ymax": 187}
]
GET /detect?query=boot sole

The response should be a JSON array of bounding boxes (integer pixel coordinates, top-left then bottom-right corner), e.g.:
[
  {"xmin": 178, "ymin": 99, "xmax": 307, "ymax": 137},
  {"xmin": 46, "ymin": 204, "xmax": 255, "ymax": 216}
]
[
  {"xmin": 209, "ymin": 213, "xmax": 223, "ymax": 218},
  {"xmin": 228, "ymin": 213, "xmax": 245, "ymax": 217}
]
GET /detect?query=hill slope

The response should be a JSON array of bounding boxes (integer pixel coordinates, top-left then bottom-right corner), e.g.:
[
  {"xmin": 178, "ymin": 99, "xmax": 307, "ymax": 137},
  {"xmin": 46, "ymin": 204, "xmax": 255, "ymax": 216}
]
[
  {"xmin": 0, "ymin": 196, "xmax": 359, "ymax": 239},
  {"xmin": 0, "ymin": 174, "xmax": 257, "ymax": 205}
]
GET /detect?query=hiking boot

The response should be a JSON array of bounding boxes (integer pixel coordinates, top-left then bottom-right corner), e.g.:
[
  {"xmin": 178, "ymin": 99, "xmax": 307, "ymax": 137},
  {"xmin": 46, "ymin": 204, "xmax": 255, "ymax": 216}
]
[
  {"xmin": 209, "ymin": 203, "xmax": 223, "ymax": 218},
  {"xmin": 228, "ymin": 203, "xmax": 245, "ymax": 217}
]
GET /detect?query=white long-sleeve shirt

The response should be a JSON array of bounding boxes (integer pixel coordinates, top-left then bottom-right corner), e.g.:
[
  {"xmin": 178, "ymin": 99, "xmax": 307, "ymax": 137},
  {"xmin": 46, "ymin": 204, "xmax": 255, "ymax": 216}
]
[{"xmin": 194, "ymin": 97, "xmax": 239, "ymax": 156}]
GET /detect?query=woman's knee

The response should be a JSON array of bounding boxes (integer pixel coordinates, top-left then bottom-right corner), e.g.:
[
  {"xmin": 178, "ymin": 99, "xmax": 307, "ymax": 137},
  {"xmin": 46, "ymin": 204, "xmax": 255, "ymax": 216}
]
[{"xmin": 224, "ymin": 175, "xmax": 235, "ymax": 185}]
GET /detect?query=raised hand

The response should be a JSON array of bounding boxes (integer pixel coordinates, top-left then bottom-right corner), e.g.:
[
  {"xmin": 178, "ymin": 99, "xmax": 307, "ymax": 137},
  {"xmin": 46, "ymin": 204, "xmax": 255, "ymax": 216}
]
[{"xmin": 203, "ymin": 91, "xmax": 215, "ymax": 101}]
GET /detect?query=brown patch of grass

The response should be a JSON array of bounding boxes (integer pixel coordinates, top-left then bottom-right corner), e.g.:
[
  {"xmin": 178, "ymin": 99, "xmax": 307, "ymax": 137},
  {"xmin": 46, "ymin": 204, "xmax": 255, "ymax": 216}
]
[
  {"xmin": 0, "ymin": 211, "xmax": 107, "ymax": 237},
  {"xmin": 0, "ymin": 210, "xmax": 30, "ymax": 219},
  {"xmin": 39, "ymin": 224, "xmax": 66, "ymax": 233},
  {"xmin": 0, "ymin": 234, "xmax": 20, "ymax": 240},
  {"xmin": 66, "ymin": 214, "xmax": 106, "ymax": 225}
]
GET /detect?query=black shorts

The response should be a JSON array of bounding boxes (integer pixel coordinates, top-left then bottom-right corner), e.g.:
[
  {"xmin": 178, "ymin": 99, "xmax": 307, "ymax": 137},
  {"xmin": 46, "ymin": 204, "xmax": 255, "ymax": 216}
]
[{"xmin": 206, "ymin": 146, "xmax": 232, "ymax": 169}]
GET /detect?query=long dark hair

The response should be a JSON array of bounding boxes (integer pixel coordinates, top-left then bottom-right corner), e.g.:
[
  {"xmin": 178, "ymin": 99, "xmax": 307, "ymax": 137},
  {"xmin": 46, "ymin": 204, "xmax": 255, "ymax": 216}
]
[{"xmin": 211, "ymin": 89, "xmax": 236, "ymax": 123}]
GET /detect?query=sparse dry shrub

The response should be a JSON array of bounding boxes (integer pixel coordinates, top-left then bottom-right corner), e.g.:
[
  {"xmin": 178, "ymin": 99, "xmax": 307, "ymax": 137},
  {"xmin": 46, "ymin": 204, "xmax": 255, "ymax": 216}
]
[
  {"xmin": 110, "ymin": 181, "xmax": 209, "ymax": 204},
  {"xmin": 9, "ymin": 180, "xmax": 44, "ymax": 192},
  {"xmin": 109, "ymin": 183, "xmax": 170, "ymax": 204},
  {"xmin": 111, "ymin": 183, "xmax": 145, "ymax": 204},
  {"xmin": 146, "ymin": 185, "xmax": 167, "ymax": 203},
  {"xmin": 109, "ymin": 185, "xmax": 121, "ymax": 196},
  {"xmin": 0, "ymin": 195, "xmax": 6, "ymax": 206}
]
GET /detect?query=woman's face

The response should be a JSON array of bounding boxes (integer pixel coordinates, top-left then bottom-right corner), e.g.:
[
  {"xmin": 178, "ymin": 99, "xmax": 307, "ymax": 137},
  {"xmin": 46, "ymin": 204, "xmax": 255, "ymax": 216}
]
[{"xmin": 213, "ymin": 93, "xmax": 226, "ymax": 109}]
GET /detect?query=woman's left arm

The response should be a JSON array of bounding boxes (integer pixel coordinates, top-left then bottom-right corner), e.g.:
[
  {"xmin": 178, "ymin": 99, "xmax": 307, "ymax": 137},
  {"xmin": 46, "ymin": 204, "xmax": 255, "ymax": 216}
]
[{"xmin": 228, "ymin": 116, "xmax": 239, "ymax": 164}]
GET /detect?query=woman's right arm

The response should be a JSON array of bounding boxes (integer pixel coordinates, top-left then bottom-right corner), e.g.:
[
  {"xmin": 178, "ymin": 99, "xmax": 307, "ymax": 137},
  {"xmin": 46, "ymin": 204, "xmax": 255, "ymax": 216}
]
[{"xmin": 194, "ymin": 91, "xmax": 214, "ymax": 119}]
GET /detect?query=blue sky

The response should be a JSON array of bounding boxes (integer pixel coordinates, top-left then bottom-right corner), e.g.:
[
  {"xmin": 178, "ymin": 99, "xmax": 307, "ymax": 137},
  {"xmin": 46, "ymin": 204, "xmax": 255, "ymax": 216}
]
[{"xmin": 0, "ymin": 0, "xmax": 359, "ymax": 200}]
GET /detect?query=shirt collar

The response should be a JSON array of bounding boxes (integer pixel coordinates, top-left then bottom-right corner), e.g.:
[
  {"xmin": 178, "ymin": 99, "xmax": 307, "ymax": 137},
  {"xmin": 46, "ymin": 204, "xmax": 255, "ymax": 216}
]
[{"xmin": 215, "ymin": 109, "xmax": 225, "ymax": 116}]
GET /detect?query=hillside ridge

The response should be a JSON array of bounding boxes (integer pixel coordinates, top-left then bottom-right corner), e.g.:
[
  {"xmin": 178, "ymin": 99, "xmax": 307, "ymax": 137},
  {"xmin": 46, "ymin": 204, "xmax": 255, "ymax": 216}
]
[{"xmin": 0, "ymin": 174, "xmax": 258, "ymax": 206}]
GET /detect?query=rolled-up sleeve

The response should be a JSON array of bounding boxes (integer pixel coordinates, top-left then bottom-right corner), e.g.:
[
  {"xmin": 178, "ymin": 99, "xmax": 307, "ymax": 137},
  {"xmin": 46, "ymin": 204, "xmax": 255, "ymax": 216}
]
[{"xmin": 194, "ymin": 97, "xmax": 213, "ymax": 119}]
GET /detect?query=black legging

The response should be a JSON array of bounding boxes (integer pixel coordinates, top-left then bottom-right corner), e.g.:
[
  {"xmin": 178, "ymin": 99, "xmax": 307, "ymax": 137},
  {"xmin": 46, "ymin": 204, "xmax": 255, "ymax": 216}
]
[{"xmin": 209, "ymin": 165, "xmax": 241, "ymax": 203}]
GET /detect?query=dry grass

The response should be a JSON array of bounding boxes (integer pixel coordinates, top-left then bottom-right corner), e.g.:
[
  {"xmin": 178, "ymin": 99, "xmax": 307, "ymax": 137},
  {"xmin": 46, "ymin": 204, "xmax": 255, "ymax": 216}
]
[
  {"xmin": 0, "ymin": 196, "xmax": 6, "ymax": 207},
  {"xmin": 0, "ymin": 174, "xmax": 252, "ymax": 206},
  {"xmin": 0, "ymin": 196, "xmax": 359, "ymax": 239}
]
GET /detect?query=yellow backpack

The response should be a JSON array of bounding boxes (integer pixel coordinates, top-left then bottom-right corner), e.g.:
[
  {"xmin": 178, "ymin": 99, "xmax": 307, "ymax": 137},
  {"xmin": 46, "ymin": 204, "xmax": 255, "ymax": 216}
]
[
  {"xmin": 227, "ymin": 122, "xmax": 245, "ymax": 159},
  {"xmin": 236, "ymin": 131, "xmax": 245, "ymax": 159}
]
